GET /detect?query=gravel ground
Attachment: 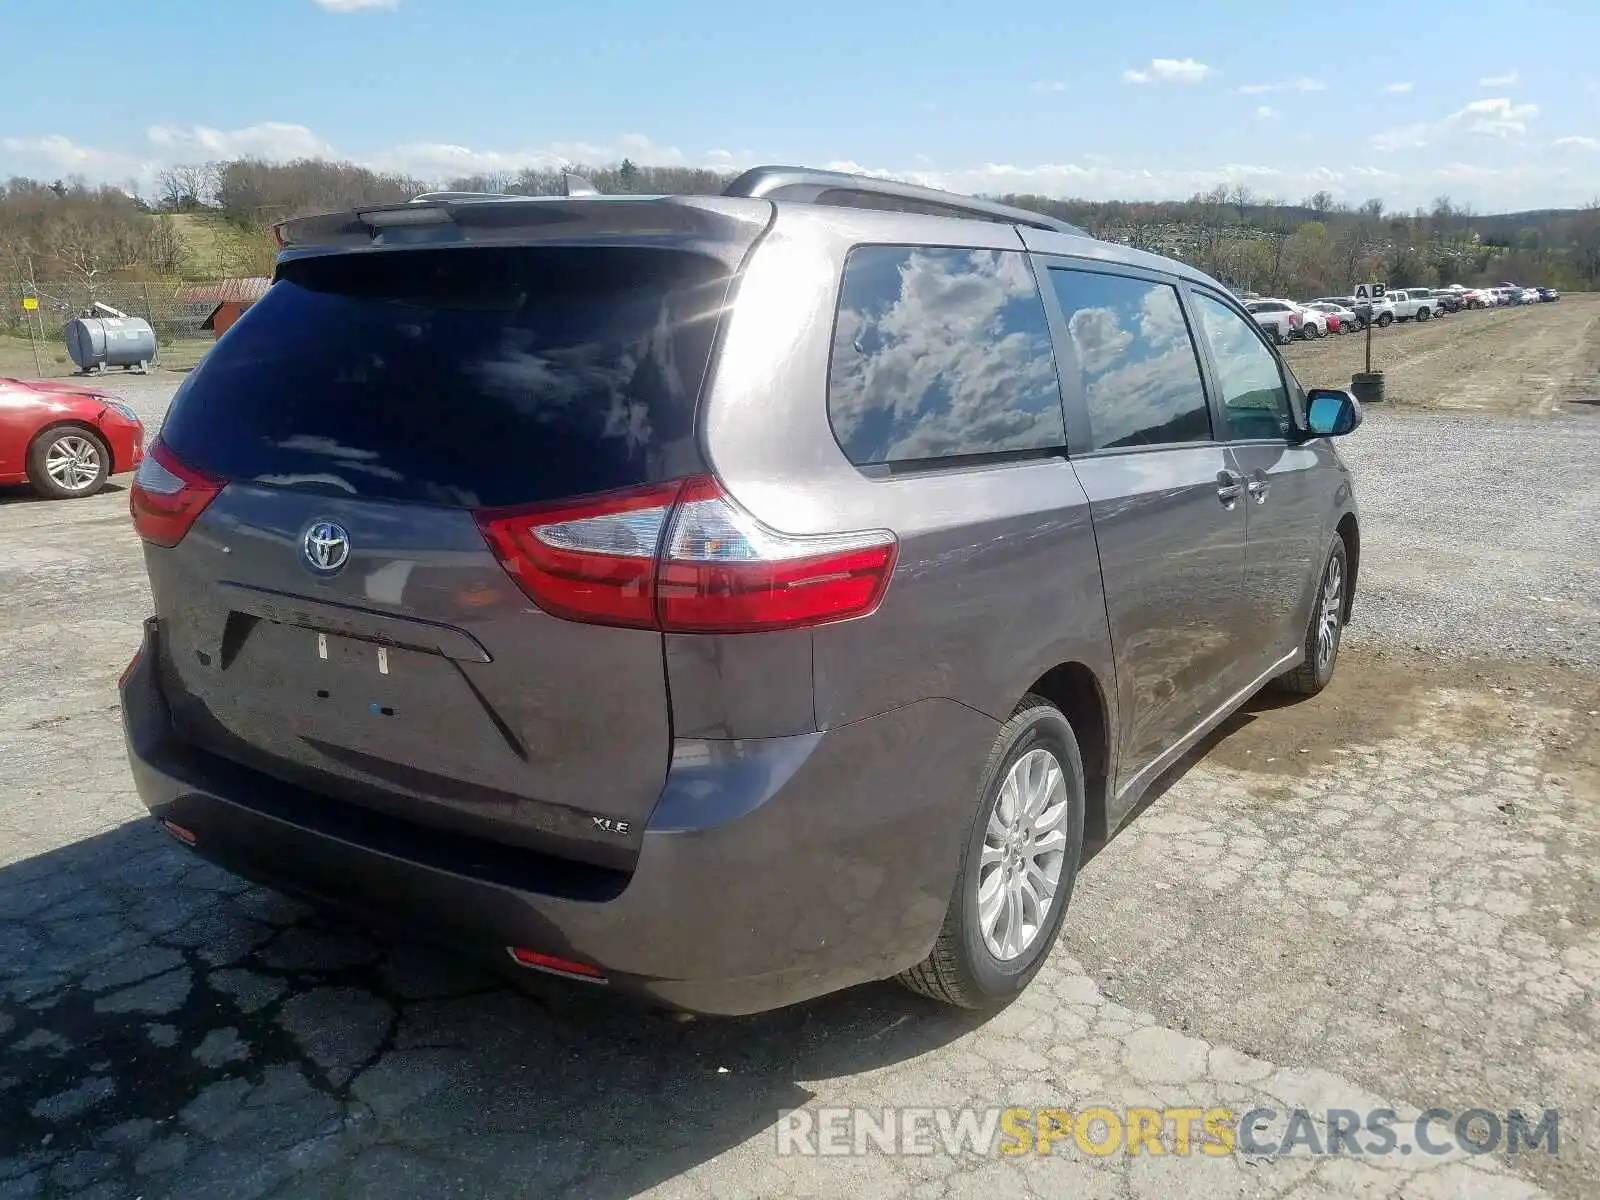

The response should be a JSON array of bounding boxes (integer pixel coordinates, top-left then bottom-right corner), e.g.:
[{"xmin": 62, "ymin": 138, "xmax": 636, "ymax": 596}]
[{"xmin": 1339, "ymin": 408, "xmax": 1600, "ymax": 670}]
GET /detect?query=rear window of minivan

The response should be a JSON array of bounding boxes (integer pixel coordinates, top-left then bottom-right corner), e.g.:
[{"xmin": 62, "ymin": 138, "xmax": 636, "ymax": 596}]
[{"xmin": 158, "ymin": 246, "xmax": 731, "ymax": 508}]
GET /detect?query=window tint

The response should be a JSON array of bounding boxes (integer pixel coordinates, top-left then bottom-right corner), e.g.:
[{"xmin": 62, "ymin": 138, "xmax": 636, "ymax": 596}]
[
  {"xmin": 159, "ymin": 247, "xmax": 729, "ymax": 508},
  {"xmin": 1046, "ymin": 268, "xmax": 1212, "ymax": 450},
  {"xmin": 1192, "ymin": 291, "xmax": 1293, "ymax": 441},
  {"xmin": 827, "ymin": 246, "xmax": 1065, "ymax": 465}
]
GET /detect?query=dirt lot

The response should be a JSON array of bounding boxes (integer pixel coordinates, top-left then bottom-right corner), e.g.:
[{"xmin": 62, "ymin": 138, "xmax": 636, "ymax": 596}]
[
  {"xmin": 1282, "ymin": 293, "xmax": 1600, "ymax": 414},
  {"xmin": 1, "ymin": 302, "xmax": 1598, "ymax": 1199}
]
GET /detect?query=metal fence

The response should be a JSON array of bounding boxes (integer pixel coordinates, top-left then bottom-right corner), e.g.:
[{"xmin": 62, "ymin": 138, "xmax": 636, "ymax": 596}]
[{"xmin": 1, "ymin": 279, "xmax": 224, "ymax": 343}]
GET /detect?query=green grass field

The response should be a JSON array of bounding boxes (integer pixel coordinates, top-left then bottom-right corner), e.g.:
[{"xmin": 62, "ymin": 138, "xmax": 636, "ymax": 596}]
[
  {"xmin": 0, "ymin": 332, "xmax": 212, "ymax": 379},
  {"xmin": 167, "ymin": 212, "xmax": 274, "ymax": 278}
]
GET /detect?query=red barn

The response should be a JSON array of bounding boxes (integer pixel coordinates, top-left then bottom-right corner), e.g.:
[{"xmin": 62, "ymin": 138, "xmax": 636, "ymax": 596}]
[{"xmin": 180, "ymin": 277, "xmax": 272, "ymax": 338}]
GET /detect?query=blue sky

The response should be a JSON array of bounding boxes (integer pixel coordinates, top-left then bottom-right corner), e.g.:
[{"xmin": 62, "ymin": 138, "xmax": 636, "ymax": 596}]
[{"xmin": 3, "ymin": 0, "xmax": 1596, "ymax": 212}]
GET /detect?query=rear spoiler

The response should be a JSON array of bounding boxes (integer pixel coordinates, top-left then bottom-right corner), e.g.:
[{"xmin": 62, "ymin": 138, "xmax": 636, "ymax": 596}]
[{"xmin": 271, "ymin": 194, "xmax": 773, "ymax": 263}]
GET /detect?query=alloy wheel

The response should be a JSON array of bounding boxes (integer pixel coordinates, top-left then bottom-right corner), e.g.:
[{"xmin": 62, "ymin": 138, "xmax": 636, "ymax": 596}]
[
  {"xmin": 1316, "ymin": 556, "xmax": 1343, "ymax": 672},
  {"xmin": 44, "ymin": 434, "xmax": 103, "ymax": 492},
  {"xmin": 978, "ymin": 748, "xmax": 1070, "ymax": 961}
]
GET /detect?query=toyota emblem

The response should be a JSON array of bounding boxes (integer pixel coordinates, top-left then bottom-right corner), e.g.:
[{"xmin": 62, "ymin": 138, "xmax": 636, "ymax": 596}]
[{"xmin": 302, "ymin": 521, "xmax": 351, "ymax": 574}]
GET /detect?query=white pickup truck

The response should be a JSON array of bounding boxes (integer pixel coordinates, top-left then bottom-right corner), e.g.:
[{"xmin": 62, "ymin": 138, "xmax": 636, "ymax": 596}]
[{"xmin": 1385, "ymin": 288, "xmax": 1438, "ymax": 322}]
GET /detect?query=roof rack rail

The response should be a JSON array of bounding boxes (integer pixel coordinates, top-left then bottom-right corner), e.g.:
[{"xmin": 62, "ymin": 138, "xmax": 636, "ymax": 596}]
[{"xmin": 722, "ymin": 166, "xmax": 1084, "ymax": 235}]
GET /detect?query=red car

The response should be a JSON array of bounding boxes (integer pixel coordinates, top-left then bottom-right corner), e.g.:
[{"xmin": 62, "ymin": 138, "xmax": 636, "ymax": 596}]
[{"xmin": 0, "ymin": 378, "xmax": 145, "ymax": 499}]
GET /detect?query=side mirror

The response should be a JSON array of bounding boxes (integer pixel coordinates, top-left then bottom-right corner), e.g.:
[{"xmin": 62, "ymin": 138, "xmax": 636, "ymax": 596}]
[{"xmin": 1305, "ymin": 388, "xmax": 1362, "ymax": 437}]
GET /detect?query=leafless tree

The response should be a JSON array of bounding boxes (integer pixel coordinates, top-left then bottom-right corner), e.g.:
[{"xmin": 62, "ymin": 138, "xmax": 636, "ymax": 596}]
[
  {"xmin": 155, "ymin": 162, "xmax": 216, "ymax": 211},
  {"xmin": 1227, "ymin": 183, "xmax": 1256, "ymax": 224},
  {"xmin": 1304, "ymin": 190, "xmax": 1335, "ymax": 218}
]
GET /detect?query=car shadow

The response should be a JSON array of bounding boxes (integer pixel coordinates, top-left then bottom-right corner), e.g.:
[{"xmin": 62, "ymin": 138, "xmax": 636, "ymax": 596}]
[
  {"xmin": 0, "ymin": 821, "xmax": 984, "ymax": 1196},
  {"xmin": 0, "ymin": 480, "xmax": 128, "ymax": 506}
]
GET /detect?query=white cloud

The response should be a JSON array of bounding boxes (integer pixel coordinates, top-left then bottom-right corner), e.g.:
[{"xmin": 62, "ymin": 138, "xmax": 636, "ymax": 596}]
[
  {"xmin": 1385, "ymin": 82, "xmax": 1414, "ymax": 93},
  {"xmin": 313, "ymin": 0, "xmax": 398, "ymax": 10},
  {"xmin": 1479, "ymin": 71, "xmax": 1519, "ymax": 87},
  {"xmin": 1457, "ymin": 97, "xmax": 1539, "ymax": 137},
  {"xmin": 1256, "ymin": 106, "xmax": 1277, "ymax": 119},
  {"xmin": 1236, "ymin": 77, "xmax": 1326, "ymax": 95},
  {"xmin": 4, "ymin": 120, "xmax": 1593, "ymax": 213},
  {"xmin": 0, "ymin": 134, "xmax": 141, "ymax": 177},
  {"xmin": 1122, "ymin": 58, "xmax": 1213, "ymax": 85},
  {"xmin": 1031, "ymin": 81, "xmax": 1068, "ymax": 93},
  {"xmin": 146, "ymin": 122, "xmax": 337, "ymax": 160},
  {"xmin": 1371, "ymin": 97, "xmax": 1538, "ymax": 151}
]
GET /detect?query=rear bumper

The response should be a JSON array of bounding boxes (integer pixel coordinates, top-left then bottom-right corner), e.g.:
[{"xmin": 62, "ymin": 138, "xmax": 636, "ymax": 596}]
[{"xmin": 120, "ymin": 619, "xmax": 997, "ymax": 1015}]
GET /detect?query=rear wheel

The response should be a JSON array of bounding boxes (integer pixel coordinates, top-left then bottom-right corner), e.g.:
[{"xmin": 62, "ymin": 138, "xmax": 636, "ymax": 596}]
[
  {"xmin": 1417, "ymin": 307, "xmax": 1431, "ymax": 321},
  {"xmin": 897, "ymin": 696, "xmax": 1085, "ymax": 1009},
  {"xmin": 27, "ymin": 425, "xmax": 110, "ymax": 500},
  {"xmin": 1275, "ymin": 539, "xmax": 1347, "ymax": 698},
  {"xmin": 1377, "ymin": 312, "xmax": 1394, "ymax": 327}
]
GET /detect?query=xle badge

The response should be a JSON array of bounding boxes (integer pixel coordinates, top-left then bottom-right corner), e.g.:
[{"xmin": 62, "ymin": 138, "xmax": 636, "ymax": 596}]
[{"xmin": 592, "ymin": 817, "xmax": 632, "ymax": 836}]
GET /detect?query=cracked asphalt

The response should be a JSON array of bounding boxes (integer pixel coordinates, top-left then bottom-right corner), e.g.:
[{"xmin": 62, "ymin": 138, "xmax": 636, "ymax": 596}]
[{"xmin": 3, "ymin": 333, "xmax": 1599, "ymax": 1198}]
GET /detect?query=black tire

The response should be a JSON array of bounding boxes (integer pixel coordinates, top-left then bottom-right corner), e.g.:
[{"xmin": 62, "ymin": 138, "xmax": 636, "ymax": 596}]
[
  {"xmin": 1377, "ymin": 312, "xmax": 1393, "ymax": 327},
  {"xmin": 898, "ymin": 696, "xmax": 1086, "ymax": 1009},
  {"xmin": 1275, "ymin": 539, "xmax": 1348, "ymax": 698},
  {"xmin": 26, "ymin": 424, "xmax": 110, "ymax": 500},
  {"xmin": 1417, "ymin": 307, "xmax": 1431, "ymax": 321}
]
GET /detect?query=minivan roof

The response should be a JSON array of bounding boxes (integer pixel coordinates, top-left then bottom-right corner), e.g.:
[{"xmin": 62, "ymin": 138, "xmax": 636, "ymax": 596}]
[
  {"xmin": 269, "ymin": 164, "xmax": 1231, "ymax": 297},
  {"xmin": 273, "ymin": 165, "xmax": 1088, "ymax": 257}
]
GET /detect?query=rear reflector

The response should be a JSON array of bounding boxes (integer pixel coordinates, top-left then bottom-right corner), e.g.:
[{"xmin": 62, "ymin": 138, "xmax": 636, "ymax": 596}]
[
  {"xmin": 160, "ymin": 819, "xmax": 198, "ymax": 846},
  {"xmin": 129, "ymin": 440, "xmax": 223, "ymax": 548},
  {"xmin": 117, "ymin": 648, "xmax": 143, "ymax": 689},
  {"xmin": 476, "ymin": 476, "xmax": 896, "ymax": 634},
  {"xmin": 507, "ymin": 947, "xmax": 607, "ymax": 981}
]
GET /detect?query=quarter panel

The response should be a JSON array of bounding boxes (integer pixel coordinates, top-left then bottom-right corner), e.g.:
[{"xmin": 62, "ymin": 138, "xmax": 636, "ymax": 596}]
[
  {"xmin": 665, "ymin": 631, "xmax": 817, "ymax": 738},
  {"xmin": 810, "ymin": 459, "xmax": 1115, "ymax": 729},
  {"xmin": 699, "ymin": 209, "xmax": 1117, "ymax": 730}
]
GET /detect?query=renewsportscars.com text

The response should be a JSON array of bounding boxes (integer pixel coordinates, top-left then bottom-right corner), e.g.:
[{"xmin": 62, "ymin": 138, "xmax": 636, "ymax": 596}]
[{"xmin": 775, "ymin": 1105, "xmax": 1559, "ymax": 1159}]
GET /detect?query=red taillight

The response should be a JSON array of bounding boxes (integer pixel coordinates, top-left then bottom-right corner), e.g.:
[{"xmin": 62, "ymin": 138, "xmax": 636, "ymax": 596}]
[
  {"xmin": 129, "ymin": 441, "xmax": 223, "ymax": 548},
  {"xmin": 656, "ymin": 477, "xmax": 897, "ymax": 633},
  {"xmin": 474, "ymin": 476, "xmax": 897, "ymax": 634},
  {"xmin": 475, "ymin": 481, "xmax": 685, "ymax": 629},
  {"xmin": 1289, "ymin": 313, "xmax": 1302, "ymax": 326}
]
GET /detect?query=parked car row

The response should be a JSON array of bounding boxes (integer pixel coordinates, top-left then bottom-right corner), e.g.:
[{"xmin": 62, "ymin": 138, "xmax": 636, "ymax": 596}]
[{"xmin": 1244, "ymin": 281, "xmax": 1559, "ymax": 344}]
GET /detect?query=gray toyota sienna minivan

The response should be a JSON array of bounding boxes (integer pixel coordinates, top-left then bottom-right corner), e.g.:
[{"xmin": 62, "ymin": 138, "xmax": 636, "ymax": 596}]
[{"xmin": 119, "ymin": 167, "xmax": 1362, "ymax": 1015}]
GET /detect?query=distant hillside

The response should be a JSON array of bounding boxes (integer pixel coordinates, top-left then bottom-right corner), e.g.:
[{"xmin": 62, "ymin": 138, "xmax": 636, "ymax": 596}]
[
  {"xmin": 166, "ymin": 212, "xmax": 274, "ymax": 279},
  {"xmin": 4, "ymin": 160, "xmax": 1597, "ymax": 306}
]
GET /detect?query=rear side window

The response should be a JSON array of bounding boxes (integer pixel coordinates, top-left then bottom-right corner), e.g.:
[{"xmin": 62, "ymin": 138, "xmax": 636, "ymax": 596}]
[
  {"xmin": 827, "ymin": 246, "xmax": 1065, "ymax": 466},
  {"xmin": 159, "ymin": 247, "xmax": 730, "ymax": 508},
  {"xmin": 1046, "ymin": 268, "xmax": 1212, "ymax": 450}
]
